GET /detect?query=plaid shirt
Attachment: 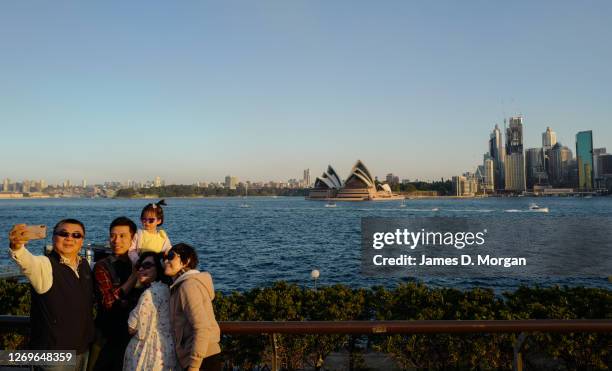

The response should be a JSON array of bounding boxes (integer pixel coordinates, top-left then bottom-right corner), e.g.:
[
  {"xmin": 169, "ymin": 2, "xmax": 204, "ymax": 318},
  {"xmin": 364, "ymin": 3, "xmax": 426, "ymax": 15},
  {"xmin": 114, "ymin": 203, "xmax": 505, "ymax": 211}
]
[{"xmin": 94, "ymin": 262, "xmax": 123, "ymax": 310}]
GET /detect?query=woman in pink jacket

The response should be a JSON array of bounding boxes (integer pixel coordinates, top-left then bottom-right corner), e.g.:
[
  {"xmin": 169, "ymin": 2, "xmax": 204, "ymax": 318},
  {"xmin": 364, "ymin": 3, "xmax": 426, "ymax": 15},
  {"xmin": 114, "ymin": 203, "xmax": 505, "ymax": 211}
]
[{"xmin": 163, "ymin": 243, "xmax": 222, "ymax": 371}]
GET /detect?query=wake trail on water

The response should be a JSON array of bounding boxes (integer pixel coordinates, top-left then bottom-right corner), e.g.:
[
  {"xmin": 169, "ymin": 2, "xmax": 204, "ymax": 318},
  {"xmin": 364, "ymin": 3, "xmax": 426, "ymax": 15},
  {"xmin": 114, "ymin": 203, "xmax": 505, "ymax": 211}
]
[
  {"xmin": 504, "ymin": 209, "xmax": 549, "ymax": 213},
  {"xmin": 442, "ymin": 209, "xmax": 495, "ymax": 212}
]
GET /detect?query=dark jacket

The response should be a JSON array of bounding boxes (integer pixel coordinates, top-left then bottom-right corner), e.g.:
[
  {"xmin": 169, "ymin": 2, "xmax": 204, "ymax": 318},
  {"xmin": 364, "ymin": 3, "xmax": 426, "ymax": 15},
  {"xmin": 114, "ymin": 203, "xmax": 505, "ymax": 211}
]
[
  {"xmin": 30, "ymin": 251, "xmax": 95, "ymax": 354},
  {"xmin": 93, "ymin": 255, "xmax": 142, "ymax": 342}
]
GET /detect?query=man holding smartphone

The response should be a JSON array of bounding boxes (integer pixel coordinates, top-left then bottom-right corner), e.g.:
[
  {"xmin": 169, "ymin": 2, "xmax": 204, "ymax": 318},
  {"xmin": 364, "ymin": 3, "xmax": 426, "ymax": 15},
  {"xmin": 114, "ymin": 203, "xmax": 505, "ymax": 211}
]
[{"xmin": 9, "ymin": 219, "xmax": 94, "ymax": 371}]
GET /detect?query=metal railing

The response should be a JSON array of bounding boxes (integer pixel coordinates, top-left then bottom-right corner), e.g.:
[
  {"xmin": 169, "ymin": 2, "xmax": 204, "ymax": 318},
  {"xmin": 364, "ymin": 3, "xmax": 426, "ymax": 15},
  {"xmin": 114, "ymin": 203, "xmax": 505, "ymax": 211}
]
[{"xmin": 1, "ymin": 316, "xmax": 610, "ymax": 371}]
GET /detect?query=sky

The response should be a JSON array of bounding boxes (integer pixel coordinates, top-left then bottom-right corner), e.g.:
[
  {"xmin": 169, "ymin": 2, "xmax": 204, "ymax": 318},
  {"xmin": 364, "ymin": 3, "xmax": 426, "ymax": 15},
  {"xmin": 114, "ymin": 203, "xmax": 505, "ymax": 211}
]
[{"xmin": 1, "ymin": 1, "xmax": 611, "ymax": 184}]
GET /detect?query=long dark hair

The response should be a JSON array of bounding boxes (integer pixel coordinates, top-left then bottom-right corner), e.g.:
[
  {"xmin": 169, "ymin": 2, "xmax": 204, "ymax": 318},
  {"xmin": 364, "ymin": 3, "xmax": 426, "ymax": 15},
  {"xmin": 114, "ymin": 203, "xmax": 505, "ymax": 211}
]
[{"xmin": 137, "ymin": 252, "xmax": 171, "ymax": 284}]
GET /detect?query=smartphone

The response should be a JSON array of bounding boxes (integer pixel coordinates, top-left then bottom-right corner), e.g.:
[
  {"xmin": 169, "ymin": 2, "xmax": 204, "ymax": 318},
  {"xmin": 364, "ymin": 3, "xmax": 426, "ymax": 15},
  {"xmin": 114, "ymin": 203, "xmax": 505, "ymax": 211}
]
[{"xmin": 22, "ymin": 225, "xmax": 47, "ymax": 240}]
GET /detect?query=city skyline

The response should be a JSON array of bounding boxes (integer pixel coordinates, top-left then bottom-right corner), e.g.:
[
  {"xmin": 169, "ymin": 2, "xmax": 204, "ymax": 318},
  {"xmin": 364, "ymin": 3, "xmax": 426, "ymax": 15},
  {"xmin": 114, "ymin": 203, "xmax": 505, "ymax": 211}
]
[
  {"xmin": 1, "ymin": 1, "xmax": 611, "ymax": 183},
  {"xmin": 452, "ymin": 117, "xmax": 612, "ymax": 195},
  {"xmin": 2, "ymin": 119, "xmax": 609, "ymax": 185}
]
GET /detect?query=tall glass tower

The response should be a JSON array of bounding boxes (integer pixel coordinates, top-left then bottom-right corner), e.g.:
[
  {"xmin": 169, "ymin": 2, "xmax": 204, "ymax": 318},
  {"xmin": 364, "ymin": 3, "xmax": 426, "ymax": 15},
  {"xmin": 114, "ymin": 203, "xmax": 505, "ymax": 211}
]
[
  {"xmin": 526, "ymin": 148, "xmax": 546, "ymax": 189},
  {"xmin": 504, "ymin": 116, "xmax": 526, "ymax": 192},
  {"xmin": 489, "ymin": 124, "xmax": 505, "ymax": 190},
  {"xmin": 542, "ymin": 126, "xmax": 557, "ymax": 179},
  {"xmin": 576, "ymin": 130, "xmax": 594, "ymax": 190},
  {"xmin": 549, "ymin": 143, "xmax": 573, "ymax": 186}
]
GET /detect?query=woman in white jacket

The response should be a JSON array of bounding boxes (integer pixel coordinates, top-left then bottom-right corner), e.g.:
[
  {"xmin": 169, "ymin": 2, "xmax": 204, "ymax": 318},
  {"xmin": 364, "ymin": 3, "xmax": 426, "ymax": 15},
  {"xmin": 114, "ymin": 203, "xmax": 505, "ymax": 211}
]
[{"xmin": 123, "ymin": 252, "xmax": 178, "ymax": 371}]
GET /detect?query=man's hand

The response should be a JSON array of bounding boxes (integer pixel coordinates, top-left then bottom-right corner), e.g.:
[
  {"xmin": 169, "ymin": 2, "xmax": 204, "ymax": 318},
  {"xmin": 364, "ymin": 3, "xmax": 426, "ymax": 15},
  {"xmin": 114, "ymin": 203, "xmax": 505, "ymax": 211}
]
[
  {"xmin": 119, "ymin": 265, "xmax": 140, "ymax": 302},
  {"xmin": 128, "ymin": 326, "xmax": 137, "ymax": 336},
  {"xmin": 128, "ymin": 262, "xmax": 139, "ymax": 285},
  {"xmin": 9, "ymin": 224, "xmax": 30, "ymax": 250}
]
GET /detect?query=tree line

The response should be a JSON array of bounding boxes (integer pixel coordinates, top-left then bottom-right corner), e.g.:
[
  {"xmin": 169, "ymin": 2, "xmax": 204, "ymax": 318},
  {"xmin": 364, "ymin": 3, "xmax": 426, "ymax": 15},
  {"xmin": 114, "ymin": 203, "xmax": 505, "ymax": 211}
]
[
  {"xmin": 115, "ymin": 181, "xmax": 454, "ymax": 198},
  {"xmin": 116, "ymin": 185, "xmax": 307, "ymax": 198}
]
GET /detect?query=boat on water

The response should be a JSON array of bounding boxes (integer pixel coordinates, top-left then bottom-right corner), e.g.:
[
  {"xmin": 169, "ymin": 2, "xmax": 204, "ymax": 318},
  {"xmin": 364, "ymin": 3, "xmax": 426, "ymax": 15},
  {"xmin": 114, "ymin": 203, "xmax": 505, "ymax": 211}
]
[
  {"xmin": 325, "ymin": 190, "xmax": 337, "ymax": 208},
  {"xmin": 528, "ymin": 203, "xmax": 549, "ymax": 213},
  {"xmin": 239, "ymin": 184, "xmax": 250, "ymax": 208},
  {"xmin": 399, "ymin": 199, "xmax": 406, "ymax": 208}
]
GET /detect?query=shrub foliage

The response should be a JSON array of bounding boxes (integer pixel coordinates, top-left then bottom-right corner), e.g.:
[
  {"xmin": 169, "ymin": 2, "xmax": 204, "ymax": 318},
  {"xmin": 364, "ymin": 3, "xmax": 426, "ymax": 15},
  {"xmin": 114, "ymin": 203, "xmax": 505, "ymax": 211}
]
[{"xmin": 1, "ymin": 280, "xmax": 610, "ymax": 369}]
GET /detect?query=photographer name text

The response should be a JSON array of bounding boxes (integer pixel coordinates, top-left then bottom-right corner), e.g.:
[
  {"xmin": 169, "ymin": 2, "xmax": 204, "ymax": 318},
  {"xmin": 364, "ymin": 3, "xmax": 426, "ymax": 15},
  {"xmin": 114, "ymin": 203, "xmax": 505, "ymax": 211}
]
[
  {"xmin": 372, "ymin": 254, "xmax": 527, "ymax": 267},
  {"xmin": 370, "ymin": 228, "xmax": 526, "ymax": 268}
]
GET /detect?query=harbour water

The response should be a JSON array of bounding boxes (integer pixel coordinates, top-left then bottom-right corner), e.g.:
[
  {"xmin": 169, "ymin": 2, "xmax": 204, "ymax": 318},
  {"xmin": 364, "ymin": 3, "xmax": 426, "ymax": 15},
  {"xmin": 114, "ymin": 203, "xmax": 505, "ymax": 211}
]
[{"xmin": 1, "ymin": 197, "xmax": 611, "ymax": 292}]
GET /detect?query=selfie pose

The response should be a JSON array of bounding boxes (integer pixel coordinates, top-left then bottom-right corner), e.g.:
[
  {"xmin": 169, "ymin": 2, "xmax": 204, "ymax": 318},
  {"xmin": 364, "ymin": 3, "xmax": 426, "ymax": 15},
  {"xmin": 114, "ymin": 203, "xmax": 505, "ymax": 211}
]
[
  {"xmin": 9, "ymin": 220, "xmax": 94, "ymax": 371},
  {"xmin": 123, "ymin": 252, "xmax": 177, "ymax": 371},
  {"xmin": 164, "ymin": 243, "xmax": 222, "ymax": 371}
]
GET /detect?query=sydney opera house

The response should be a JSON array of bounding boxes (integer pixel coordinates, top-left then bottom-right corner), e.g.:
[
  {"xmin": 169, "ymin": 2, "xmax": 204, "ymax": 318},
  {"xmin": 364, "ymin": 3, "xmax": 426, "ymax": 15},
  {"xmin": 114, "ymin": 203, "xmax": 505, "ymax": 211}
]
[{"xmin": 307, "ymin": 160, "xmax": 404, "ymax": 201}]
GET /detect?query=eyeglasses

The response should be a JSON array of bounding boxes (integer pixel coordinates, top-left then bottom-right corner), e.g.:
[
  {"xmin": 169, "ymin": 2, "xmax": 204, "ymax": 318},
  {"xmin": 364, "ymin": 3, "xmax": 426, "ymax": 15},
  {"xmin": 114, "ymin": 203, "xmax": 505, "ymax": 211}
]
[
  {"xmin": 54, "ymin": 231, "xmax": 84, "ymax": 239},
  {"xmin": 136, "ymin": 262, "xmax": 156, "ymax": 270},
  {"xmin": 163, "ymin": 250, "xmax": 178, "ymax": 262},
  {"xmin": 141, "ymin": 218, "xmax": 158, "ymax": 224}
]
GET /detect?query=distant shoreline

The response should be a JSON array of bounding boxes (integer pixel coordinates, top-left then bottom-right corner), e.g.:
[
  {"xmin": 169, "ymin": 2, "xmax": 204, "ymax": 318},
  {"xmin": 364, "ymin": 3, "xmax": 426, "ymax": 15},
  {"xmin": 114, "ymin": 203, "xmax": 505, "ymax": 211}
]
[
  {"xmin": 114, "ymin": 195, "xmax": 294, "ymax": 199},
  {"xmin": 0, "ymin": 194, "xmax": 609, "ymax": 200},
  {"xmin": 0, "ymin": 195, "xmax": 297, "ymax": 200}
]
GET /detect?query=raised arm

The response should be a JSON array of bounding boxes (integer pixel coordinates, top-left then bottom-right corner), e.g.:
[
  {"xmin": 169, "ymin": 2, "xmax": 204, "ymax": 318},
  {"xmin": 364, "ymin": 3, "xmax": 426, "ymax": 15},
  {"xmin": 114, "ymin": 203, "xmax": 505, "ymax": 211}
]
[
  {"xmin": 94, "ymin": 262, "xmax": 138, "ymax": 310},
  {"xmin": 127, "ymin": 229, "xmax": 142, "ymax": 264},
  {"xmin": 9, "ymin": 224, "xmax": 53, "ymax": 294}
]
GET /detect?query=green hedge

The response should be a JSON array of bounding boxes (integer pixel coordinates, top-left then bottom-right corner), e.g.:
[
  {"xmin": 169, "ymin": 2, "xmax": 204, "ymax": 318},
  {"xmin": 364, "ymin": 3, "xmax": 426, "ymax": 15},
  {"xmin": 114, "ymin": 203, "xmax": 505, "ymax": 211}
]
[
  {"xmin": 1, "ymin": 280, "xmax": 610, "ymax": 369},
  {"xmin": 0, "ymin": 279, "xmax": 30, "ymax": 349}
]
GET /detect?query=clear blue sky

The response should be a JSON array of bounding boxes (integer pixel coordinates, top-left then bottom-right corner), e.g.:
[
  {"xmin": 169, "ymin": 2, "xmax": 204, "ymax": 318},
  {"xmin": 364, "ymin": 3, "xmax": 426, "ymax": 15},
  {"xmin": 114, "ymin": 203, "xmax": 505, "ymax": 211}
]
[{"xmin": 1, "ymin": 1, "xmax": 611, "ymax": 184}]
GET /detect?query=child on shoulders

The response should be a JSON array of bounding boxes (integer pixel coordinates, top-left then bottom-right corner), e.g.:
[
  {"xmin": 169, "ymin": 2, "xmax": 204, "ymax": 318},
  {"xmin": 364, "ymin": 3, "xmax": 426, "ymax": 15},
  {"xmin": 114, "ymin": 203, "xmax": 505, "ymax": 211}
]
[{"xmin": 128, "ymin": 200, "xmax": 172, "ymax": 264}]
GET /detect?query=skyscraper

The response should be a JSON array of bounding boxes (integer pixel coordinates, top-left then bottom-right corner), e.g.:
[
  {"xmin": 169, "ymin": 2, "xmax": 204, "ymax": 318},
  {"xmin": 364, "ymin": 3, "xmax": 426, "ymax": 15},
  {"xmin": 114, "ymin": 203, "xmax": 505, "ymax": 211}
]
[
  {"xmin": 542, "ymin": 126, "xmax": 557, "ymax": 178},
  {"xmin": 525, "ymin": 148, "xmax": 546, "ymax": 189},
  {"xmin": 542, "ymin": 126, "xmax": 557, "ymax": 150},
  {"xmin": 482, "ymin": 154, "xmax": 495, "ymax": 192},
  {"xmin": 489, "ymin": 124, "xmax": 505, "ymax": 190},
  {"xmin": 549, "ymin": 143, "xmax": 573, "ymax": 186},
  {"xmin": 576, "ymin": 131, "xmax": 593, "ymax": 190},
  {"xmin": 154, "ymin": 176, "xmax": 162, "ymax": 188},
  {"xmin": 597, "ymin": 154, "xmax": 612, "ymax": 191},
  {"xmin": 597, "ymin": 154, "xmax": 612, "ymax": 176},
  {"xmin": 2, "ymin": 178, "xmax": 9, "ymax": 192},
  {"xmin": 592, "ymin": 148, "xmax": 606, "ymax": 187},
  {"xmin": 303, "ymin": 169, "xmax": 311, "ymax": 187},
  {"xmin": 504, "ymin": 116, "xmax": 526, "ymax": 192}
]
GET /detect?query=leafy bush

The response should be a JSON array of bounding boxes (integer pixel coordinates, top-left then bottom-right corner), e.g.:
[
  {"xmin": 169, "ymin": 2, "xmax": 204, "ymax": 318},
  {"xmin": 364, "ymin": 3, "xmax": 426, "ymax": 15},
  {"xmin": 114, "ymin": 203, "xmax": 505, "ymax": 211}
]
[
  {"xmin": 0, "ymin": 279, "xmax": 30, "ymax": 349},
  {"xmin": 1, "ymin": 280, "xmax": 609, "ymax": 369}
]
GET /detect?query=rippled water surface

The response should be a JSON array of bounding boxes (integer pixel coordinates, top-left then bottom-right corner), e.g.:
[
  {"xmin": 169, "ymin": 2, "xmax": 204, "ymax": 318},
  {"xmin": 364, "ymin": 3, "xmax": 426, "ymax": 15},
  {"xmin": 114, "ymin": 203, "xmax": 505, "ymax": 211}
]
[{"xmin": 1, "ymin": 197, "xmax": 611, "ymax": 292}]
